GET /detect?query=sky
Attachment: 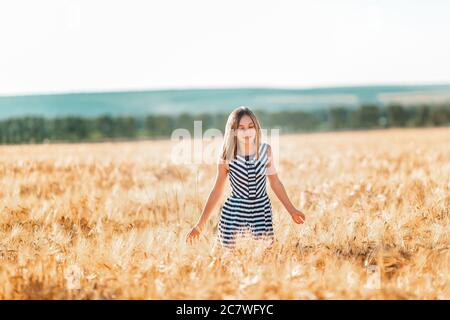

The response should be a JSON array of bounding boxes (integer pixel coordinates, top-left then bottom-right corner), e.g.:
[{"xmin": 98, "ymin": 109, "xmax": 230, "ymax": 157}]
[{"xmin": 1, "ymin": 0, "xmax": 450, "ymax": 96}]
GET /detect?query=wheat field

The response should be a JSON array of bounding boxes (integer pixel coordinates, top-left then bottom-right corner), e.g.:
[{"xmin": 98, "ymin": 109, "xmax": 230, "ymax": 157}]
[{"xmin": 0, "ymin": 127, "xmax": 448, "ymax": 299}]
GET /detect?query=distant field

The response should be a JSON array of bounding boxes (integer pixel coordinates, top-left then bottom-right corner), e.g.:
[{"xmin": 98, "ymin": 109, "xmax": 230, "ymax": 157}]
[
  {"xmin": 1, "ymin": 84, "xmax": 450, "ymax": 118},
  {"xmin": 0, "ymin": 127, "xmax": 448, "ymax": 299}
]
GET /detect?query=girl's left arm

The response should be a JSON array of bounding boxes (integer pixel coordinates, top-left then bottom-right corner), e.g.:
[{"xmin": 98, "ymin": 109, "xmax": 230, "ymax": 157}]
[{"xmin": 266, "ymin": 144, "xmax": 305, "ymax": 224}]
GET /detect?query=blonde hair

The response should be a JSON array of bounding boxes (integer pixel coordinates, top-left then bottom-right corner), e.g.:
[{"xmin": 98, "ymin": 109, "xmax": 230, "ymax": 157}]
[{"xmin": 221, "ymin": 106, "xmax": 262, "ymax": 162}]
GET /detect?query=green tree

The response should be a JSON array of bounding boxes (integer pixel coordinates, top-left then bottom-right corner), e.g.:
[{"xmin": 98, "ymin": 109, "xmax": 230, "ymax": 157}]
[
  {"xmin": 352, "ymin": 104, "xmax": 380, "ymax": 128},
  {"xmin": 116, "ymin": 116, "xmax": 136, "ymax": 138},
  {"xmin": 430, "ymin": 106, "xmax": 450, "ymax": 126},
  {"xmin": 386, "ymin": 104, "xmax": 407, "ymax": 127},
  {"xmin": 328, "ymin": 107, "xmax": 350, "ymax": 130},
  {"xmin": 96, "ymin": 115, "xmax": 116, "ymax": 138}
]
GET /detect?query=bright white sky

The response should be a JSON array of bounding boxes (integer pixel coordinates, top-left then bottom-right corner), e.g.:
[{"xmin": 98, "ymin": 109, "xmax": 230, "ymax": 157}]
[{"xmin": 1, "ymin": 0, "xmax": 450, "ymax": 96}]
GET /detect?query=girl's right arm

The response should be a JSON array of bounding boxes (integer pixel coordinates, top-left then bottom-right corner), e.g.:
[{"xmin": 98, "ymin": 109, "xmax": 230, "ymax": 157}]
[{"xmin": 186, "ymin": 160, "xmax": 228, "ymax": 243}]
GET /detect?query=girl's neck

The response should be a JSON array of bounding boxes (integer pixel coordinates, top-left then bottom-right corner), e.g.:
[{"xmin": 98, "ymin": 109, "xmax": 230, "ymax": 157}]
[{"xmin": 237, "ymin": 141, "xmax": 257, "ymax": 156}]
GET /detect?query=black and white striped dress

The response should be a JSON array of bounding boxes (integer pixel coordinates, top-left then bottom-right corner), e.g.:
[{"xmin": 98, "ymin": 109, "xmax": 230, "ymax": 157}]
[{"xmin": 217, "ymin": 142, "xmax": 274, "ymax": 249}]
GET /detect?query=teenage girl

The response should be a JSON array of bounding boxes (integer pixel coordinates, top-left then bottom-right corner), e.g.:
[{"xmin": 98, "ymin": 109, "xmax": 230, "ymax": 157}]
[{"xmin": 186, "ymin": 106, "xmax": 305, "ymax": 250}]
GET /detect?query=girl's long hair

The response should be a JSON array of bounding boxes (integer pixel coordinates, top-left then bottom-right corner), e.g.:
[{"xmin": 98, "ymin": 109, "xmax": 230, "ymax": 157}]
[{"xmin": 221, "ymin": 106, "xmax": 262, "ymax": 163}]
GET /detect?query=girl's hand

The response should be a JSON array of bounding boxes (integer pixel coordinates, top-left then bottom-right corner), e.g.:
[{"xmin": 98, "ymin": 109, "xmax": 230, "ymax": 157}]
[
  {"xmin": 289, "ymin": 209, "xmax": 305, "ymax": 224},
  {"xmin": 186, "ymin": 226, "xmax": 201, "ymax": 244}
]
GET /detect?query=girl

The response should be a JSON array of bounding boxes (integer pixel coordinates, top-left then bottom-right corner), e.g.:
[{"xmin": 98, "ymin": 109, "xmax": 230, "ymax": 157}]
[{"xmin": 186, "ymin": 106, "xmax": 305, "ymax": 250}]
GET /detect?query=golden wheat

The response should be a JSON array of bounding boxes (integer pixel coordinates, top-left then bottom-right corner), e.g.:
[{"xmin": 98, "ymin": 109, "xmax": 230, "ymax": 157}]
[{"xmin": 0, "ymin": 127, "xmax": 448, "ymax": 299}]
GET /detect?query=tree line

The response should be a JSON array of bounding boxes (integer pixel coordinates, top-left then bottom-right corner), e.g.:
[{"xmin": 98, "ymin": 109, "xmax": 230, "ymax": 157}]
[{"xmin": 0, "ymin": 103, "xmax": 448, "ymax": 144}]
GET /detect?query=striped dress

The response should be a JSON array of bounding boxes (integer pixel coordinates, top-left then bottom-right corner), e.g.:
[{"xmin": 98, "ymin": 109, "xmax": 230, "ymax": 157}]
[{"xmin": 216, "ymin": 142, "xmax": 274, "ymax": 249}]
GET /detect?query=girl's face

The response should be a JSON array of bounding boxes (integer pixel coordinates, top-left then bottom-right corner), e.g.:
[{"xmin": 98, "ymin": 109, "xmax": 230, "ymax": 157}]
[{"xmin": 236, "ymin": 114, "xmax": 256, "ymax": 144}]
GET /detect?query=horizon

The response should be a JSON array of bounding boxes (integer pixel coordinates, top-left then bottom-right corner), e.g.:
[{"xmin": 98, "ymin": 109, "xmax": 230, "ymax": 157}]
[{"xmin": 1, "ymin": 81, "xmax": 450, "ymax": 98}]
